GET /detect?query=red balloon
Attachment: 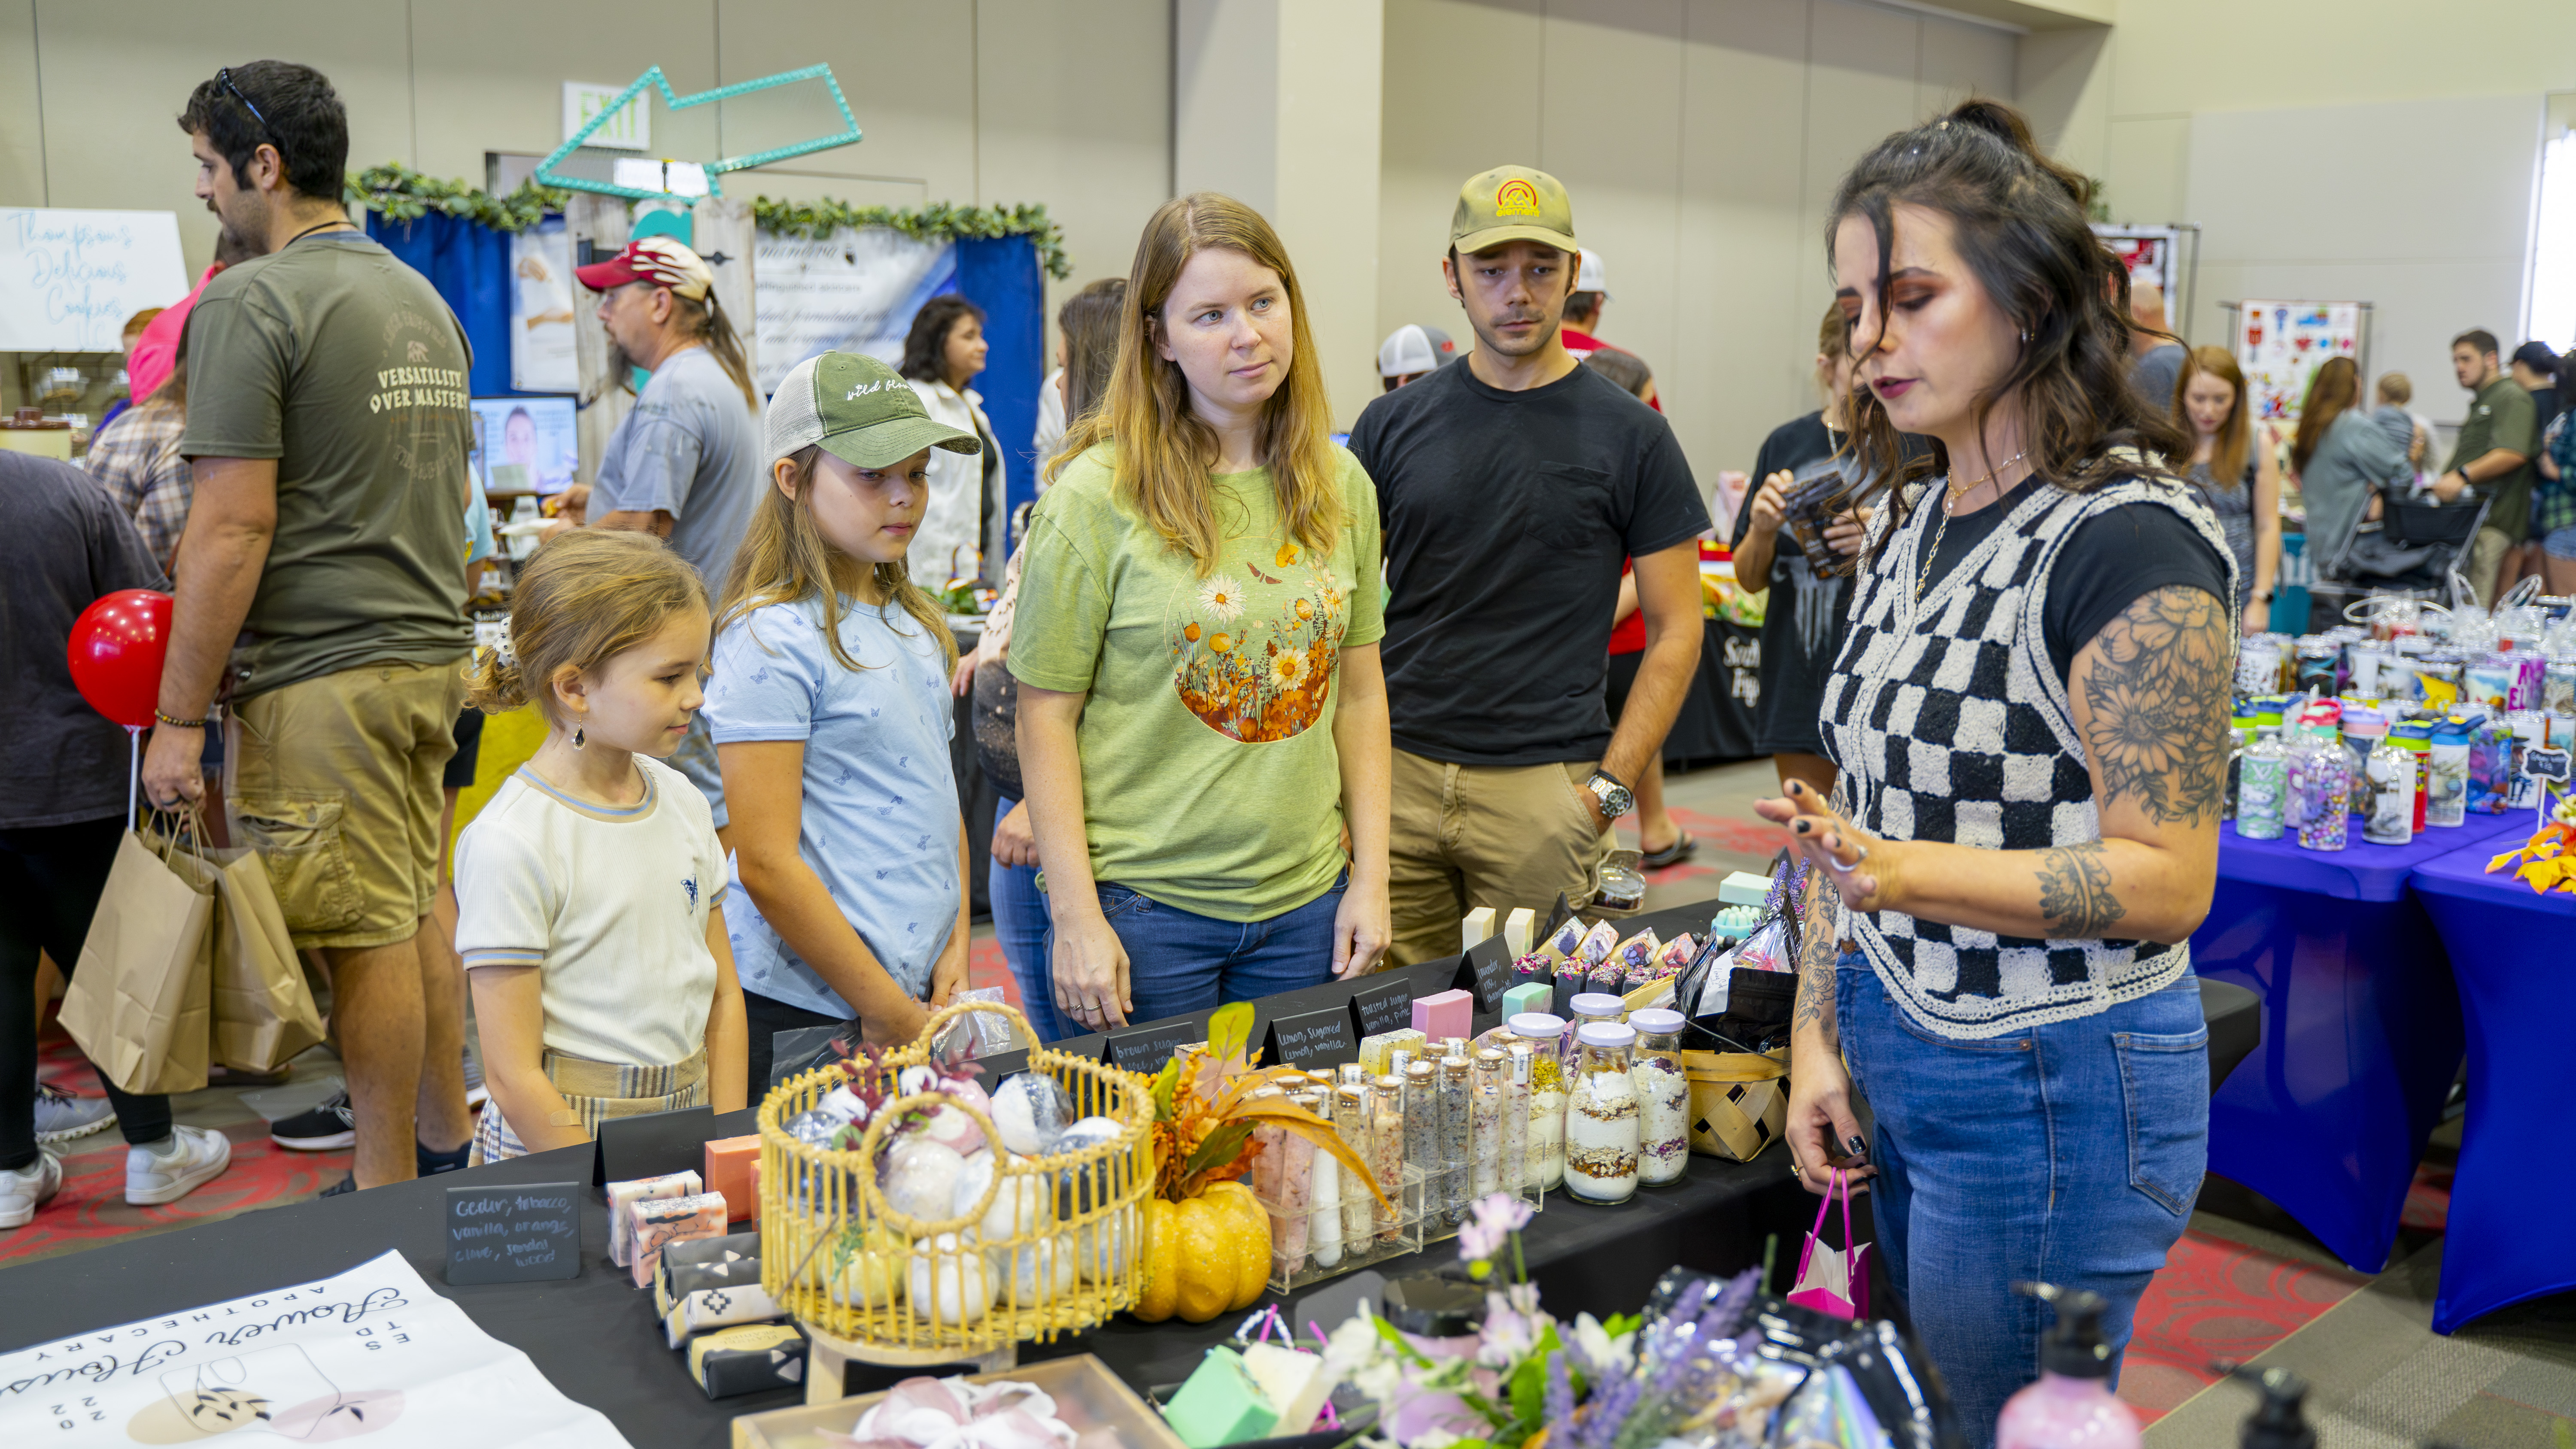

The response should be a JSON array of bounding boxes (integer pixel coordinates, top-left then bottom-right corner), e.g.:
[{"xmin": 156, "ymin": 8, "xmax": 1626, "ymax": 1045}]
[{"xmin": 67, "ymin": 589, "xmax": 175, "ymax": 730}]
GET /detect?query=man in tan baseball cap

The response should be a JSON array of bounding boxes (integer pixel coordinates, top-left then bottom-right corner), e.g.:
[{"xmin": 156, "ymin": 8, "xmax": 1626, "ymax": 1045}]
[{"xmin": 1346, "ymin": 164, "xmax": 1710, "ymax": 967}]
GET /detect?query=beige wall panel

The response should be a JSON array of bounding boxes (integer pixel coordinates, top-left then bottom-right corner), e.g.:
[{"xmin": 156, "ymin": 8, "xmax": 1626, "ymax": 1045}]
[
  {"xmin": 0, "ymin": 0, "xmax": 39, "ymax": 208},
  {"xmin": 1276, "ymin": 0, "xmax": 1385, "ymax": 430},
  {"xmin": 1917, "ymin": 12, "xmax": 2015, "ymax": 119},
  {"xmin": 1678, "ymin": 0, "xmax": 1818, "ymax": 482},
  {"xmin": 37, "ymin": 0, "xmax": 415, "ymax": 271},
  {"xmin": 716, "ymin": 0, "xmax": 973, "ymax": 198},
  {"xmin": 2017, "ymin": 24, "xmax": 2108, "ymax": 178},
  {"xmin": 2102, "ymin": 115, "xmax": 2187, "ymax": 232},
  {"xmin": 1374, "ymin": 0, "xmax": 1543, "ymax": 374},
  {"xmin": 409, "ymin": 0, "xmax": 717, "ymax": 195}
]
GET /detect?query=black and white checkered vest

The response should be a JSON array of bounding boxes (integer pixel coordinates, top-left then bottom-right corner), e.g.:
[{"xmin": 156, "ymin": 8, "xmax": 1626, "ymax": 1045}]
[{"xmin": 1821, "ymin": 471, "xmax": 2236, "ymax": 1040}]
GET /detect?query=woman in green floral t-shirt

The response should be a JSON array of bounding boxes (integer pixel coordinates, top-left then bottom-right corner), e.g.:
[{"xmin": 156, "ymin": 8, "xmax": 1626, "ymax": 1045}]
[{"xmin": 1009, "ymin": 193, "xmax": 1391, "ymax": 1033}]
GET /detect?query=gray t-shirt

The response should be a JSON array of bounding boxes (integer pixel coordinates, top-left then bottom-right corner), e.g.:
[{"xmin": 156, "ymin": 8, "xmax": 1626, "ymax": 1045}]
[
  {"xmin": 2132, "ymin": 343, "xmax": 2187, "ymax": 417},
  {"xmin": 593, "ymin": 347, "xmax": 762, "ymax": 593},
  {"xmin": 2, "ymin": 452, "xmax": 168, "ymax": 828}
]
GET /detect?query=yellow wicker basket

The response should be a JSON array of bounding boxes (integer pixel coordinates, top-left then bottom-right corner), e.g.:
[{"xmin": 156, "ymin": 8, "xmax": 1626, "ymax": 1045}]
[{"xmin": 758, "ymin": 1001, "xmax": 1154, "ymax": 1353}]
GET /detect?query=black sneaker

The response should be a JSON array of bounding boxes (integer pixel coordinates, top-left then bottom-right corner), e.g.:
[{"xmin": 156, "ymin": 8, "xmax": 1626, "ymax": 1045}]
[
  {"xmin": 417, "ymin": 1138, "xmax": 470, "ymax": 1176},
  {"xmin": 270, "ymin": 1090, "xmax": 355, "ymax": 1151},
  {"xmin": 319, "ymin": 1173, "xmax": 357, "ymax": 1197}
]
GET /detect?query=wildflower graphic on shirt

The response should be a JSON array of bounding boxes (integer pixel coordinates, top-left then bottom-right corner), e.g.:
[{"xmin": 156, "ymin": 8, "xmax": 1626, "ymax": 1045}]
[{"xmin": 1165, "ymin": 538, "xmax": 1346, "ymax": 743}]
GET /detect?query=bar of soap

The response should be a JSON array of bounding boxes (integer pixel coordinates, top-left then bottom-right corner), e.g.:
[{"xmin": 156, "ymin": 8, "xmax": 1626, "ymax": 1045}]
[
  {"xmin": 629, "ymin": 1191, "xmax": 728, "ymax": 1288},
  {"xmin": 606, "ymin": 1170, "xmax": 703, "ymax": 1267},
  {"xmin": 1503, "ymin": 907, "xmax": 1535, "ymax": 958},
  {"xmin": 704, "ymin": 1135, "xmax": 759, "ymax": 1222},
  {"xmin": 1358, "ymin": 1028, "xmax": 1425, "ymax": 1079},
  {"xmin": 1718, "ymin": 870, "xmax": 1774, "ymax": 906},
  {"xmin": 1500, "ymin": 982, "xmax": 1552, "ymax": 1020},
  {"xmin": 687, "ymin": 1321, "xmax": 807, "ymax": 1398},
  {"xmin": 662, "ymin": 1280, "xmax": 786, "ymax": 1348},
  {"xmin": 1461, "ymin": 906, "xmax": 1496, "ymax": 955},
  {"xmin": 654, "ymin": 1232, "xmax": 761, "ymax": 1316},
  {"xmin": 1241, "ymin": 1342, "xmax": 1331, "ymax": 1437},
  {"xmin": 1163, "ymin": 1346, "xmax": 1278, "ymax": 1448},
  {"xmin": 1410, "ymin": 990, "xmax": 1473, "ymax": 1043}
]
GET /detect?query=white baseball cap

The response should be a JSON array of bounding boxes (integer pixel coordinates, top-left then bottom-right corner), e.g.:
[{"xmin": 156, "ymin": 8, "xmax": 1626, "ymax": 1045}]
[
  {"xmin": 1574, "ymin": 247, "xmax": 1609, "ymax": 298},
  {"xmin": 1378, "ymin": 323, "xmax": 1459, "ymax": 378}
]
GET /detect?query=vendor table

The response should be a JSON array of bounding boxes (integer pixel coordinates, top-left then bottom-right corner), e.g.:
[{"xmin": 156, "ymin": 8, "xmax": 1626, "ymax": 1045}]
[
  {"xmin": 0, "ymin": 1119, "xmax": 1808, "ymax": 1449},
  {"xmin": 1658, "ymin": 616, "xmax": 1762, "ymax": 767},
  {"xmin": 2410, "ymin": 834, "xmax": 2576, "ymax": 1333},
  {"xmin": 2191, "ymin": 813, "xmax": 2527, "ymax": 1272}
]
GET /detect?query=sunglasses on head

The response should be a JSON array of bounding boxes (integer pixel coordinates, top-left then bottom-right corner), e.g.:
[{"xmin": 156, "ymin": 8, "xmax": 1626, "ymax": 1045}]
[{"xmin": 218, "ymin": 66, "xmax": 270, "ymax": 136}]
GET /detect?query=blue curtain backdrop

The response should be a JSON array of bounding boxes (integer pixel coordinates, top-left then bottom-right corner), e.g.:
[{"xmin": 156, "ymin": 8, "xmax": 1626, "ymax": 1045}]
[
  {"xmin": 366, "ymin": 213, "xmax": 1045, "ymax": 501},
  {"xmin": 954, "ymin": 234, "xmax": 1043, "ymax": 524},
  {"xmin": 365, "ymin": 210, "xmax": 526, "ymax": 397}
]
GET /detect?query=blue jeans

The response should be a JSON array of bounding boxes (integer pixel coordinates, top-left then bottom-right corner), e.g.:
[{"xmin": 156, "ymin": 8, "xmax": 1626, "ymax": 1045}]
[
  {"xmin": 1044, "ymin": 873, "xmax": 1346, "ymax": 1026},
  {"xmin": 1837, "ymin": 954, "xmax": 2207, "ymax": 1448},
  {"xmin": 988, "ymin": 797, "xmax": 1069, "ymax": 1043}
]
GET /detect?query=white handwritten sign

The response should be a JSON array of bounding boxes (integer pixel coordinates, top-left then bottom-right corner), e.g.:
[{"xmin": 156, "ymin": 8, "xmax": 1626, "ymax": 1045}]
[
  {"xmin": 753, "ymin": 225, "xmax": 955, "ymax": 393},
  {"xmin": 0, "ymin": 209, "xmax": 189, "ymax": 353},
  {"xmin": 0, "ymin": 1250, "xmax": 625, "ymax": 1446}
]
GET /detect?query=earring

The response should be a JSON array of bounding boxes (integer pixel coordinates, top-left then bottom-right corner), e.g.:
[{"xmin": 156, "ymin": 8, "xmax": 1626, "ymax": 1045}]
[
  {"xmin": 2019, "ymin": 328, "xmax": 2032, "ymax": 344},
  {"xmin": 572, "ymin": 725, "xmax": 586, "ymax": 750}
]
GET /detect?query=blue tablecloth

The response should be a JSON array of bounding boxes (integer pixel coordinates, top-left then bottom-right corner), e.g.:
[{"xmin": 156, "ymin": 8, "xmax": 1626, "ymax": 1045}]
[
  {"xmin": 2193, "ymin": 812, "xmax": 2530, "ymax": 1271},
  {"xmin": 2410, "ymin": 825, "xmax": 2576, "ymax": 1333}
]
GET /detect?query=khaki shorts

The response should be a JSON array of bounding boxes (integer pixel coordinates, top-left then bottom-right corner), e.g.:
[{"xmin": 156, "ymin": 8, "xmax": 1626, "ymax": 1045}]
[
  {"xmin": 2466, "ymin": 526, "xmax": 2514, "ymax": 607},
  {"xmin": 1385, "ymin": 748, "xmax": 1619, "ymax": 969},
  {"xmin": 225, "ymin": 660, "xmax": 466, "ymax": 950}
]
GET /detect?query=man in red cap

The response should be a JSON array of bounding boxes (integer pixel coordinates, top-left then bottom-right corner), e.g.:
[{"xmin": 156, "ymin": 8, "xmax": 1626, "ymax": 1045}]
[{"xmin": 565, "ymin": 234, "xmax": 763, "ymax": 841}]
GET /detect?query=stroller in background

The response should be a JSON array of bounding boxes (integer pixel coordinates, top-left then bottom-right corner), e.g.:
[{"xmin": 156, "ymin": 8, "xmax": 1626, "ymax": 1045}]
[{"xmin": 2306, "ymin": 482, "xmax": 2494, "ymax": 629}]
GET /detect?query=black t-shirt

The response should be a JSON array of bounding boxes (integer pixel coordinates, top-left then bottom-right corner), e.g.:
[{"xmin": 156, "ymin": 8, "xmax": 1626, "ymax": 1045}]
[
  {"xmin": 1350, "ymin": 359, "xmax": 1710, "ymax": 766},
  {"xmin": 0, "ymin": 452, "xmax": 170, "ymax": 828},
  {"xmin": 1730, "ymin": 413, "xmax": 1933, "ymax": 756},
  {"xmin": 1908, "ymin": 476, "xmax": 2232, "ymax": 683}
]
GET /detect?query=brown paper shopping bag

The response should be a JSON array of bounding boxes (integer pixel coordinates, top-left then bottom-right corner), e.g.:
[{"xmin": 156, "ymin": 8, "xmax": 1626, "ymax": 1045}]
[
  {"xmin": 59, "ymin": 818, "xmax": 216, "ymax": 1095},
  {"xmin": 207, "ymin": 845, "xmax": 325, "ymax": 1072}
]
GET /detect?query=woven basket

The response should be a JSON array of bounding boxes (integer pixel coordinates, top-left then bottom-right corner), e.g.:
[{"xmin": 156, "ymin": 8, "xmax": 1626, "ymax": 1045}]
[
  {"xmin": 1682, "ymin": 1046, "xmax": 1788, "ymax": 1162},
  {"xmin": 758, "ymin": 1001, "xmax": 1154, "ymax": 1352}
]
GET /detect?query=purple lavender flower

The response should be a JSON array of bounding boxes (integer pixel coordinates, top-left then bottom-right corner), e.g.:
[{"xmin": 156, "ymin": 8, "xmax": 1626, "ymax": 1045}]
[{"xmin": 1545, "ymin": 1349, "xmax": 1576, "ymax": 1429}]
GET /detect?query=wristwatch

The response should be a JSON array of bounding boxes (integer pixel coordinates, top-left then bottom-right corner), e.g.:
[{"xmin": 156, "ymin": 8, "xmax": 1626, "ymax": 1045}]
[{"xmin": 1584, "ymin": 769, "xmax": 1635, "ymax": 820}]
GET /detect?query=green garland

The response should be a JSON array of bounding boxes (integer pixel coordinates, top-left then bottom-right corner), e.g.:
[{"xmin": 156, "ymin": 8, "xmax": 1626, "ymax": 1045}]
[{"xmin": 344, "ymin": 162, "xmax": 1072, "ymax": 278}]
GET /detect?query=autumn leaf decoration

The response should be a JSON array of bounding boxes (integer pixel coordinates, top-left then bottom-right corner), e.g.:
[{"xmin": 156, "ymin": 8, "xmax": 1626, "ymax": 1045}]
[{"xmin": 1148, "ymin": 1001, "xmax": 1390, "ymax": 1210}]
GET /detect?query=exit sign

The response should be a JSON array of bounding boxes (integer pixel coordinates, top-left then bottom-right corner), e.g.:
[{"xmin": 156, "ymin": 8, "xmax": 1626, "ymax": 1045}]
[{"xmin": 564, "ymin": 82, "xmax": 650, "ymax": 151}]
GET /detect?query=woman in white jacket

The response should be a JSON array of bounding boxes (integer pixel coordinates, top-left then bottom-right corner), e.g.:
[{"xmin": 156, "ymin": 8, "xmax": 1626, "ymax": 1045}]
[{"xmin": 898, "ymin": 295, "xmax": 1005, "ymax": 587}]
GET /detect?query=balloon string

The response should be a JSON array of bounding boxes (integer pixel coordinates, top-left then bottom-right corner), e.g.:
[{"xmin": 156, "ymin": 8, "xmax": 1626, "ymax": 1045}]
[{"xmin": 128, "ymin": 726, "xmax": 141, "ymax": 831}]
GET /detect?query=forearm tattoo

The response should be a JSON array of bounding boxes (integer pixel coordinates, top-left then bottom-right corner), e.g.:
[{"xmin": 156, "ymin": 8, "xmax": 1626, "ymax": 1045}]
[
  {"xmin": 2036, "ymin": 838, "xmax": 2125, "ymax": 938},
  {"xmin": 1792, "ymin": 872, "xmax": 1842, "ymax": 1041},
  {"xmin": 2079, "ymin": 585, "xmax": 2234, "ymax": 827}
]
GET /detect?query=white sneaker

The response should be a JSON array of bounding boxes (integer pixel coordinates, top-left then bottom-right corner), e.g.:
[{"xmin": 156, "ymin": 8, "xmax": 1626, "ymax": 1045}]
[
  {"xmin": 125, "ymin": 1125, "xmax": 231, "ymax": 1206},
  {"xmin": 1, "ymin": 1151, "xmax": 62, "ymax": 1228}
]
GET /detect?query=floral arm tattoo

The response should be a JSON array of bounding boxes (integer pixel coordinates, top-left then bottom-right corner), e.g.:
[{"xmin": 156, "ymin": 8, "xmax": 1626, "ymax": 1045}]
[
  {"xmin": 2036, "ymin": 839, "xmax": 2125, "ymax": 937},
  {"xmin": 2078, "ymin": 585, "xmax": 2235, "ymax": 828},
  {"xmin": 1792, "ymin": 868, "xmax": 1841, "ymax": 1043}
]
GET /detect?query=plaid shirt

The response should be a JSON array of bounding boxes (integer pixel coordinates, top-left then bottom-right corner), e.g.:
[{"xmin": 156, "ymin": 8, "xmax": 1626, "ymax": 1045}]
[
  {"xmin": 2540, "ymin": 412, "xmax": 2576, "ymax": 538},
  {"xmin": 84, "ymin": 393, "xmax": 191, "ymax": 567}
]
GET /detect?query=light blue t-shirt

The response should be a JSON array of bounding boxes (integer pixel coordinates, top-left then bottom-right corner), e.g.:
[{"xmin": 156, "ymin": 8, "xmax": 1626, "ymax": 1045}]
[{"xmin": 704, "ymin": 595, "xmax": 961, "ymax": 1018}]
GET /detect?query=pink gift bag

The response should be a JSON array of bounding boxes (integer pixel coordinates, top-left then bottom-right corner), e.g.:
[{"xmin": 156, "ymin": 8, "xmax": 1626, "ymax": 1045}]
[{"xmin": 1786, "ymin": 1168, "xmax": 1871, "ymax": 1320}]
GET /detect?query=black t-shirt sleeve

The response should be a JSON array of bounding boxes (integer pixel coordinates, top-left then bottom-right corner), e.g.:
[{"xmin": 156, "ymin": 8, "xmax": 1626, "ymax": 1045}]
[
  {"xmin": 1625, "ymin": 423, "xmax": 1711, "ymax": 557},
  {"xmin": 2044, "ymin": 501, "xmax": 2231, "ymax": 681}
]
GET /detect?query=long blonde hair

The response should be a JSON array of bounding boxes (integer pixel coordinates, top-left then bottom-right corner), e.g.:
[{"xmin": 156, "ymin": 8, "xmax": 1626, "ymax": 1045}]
[
  {"xmin": 463, "ymin": 529, "xmax": 709, "ymax": 724},
  {"xmin": 717, "ymin": 446, "xmax": 958, "ymax": 676},
  {"xmin": 1054, "ymin": 193, "xmax": 1342, "ymax": 574},
  {"xmin": 2178, "ymin": 344, "xmax": 2250, "ymax": 486}
]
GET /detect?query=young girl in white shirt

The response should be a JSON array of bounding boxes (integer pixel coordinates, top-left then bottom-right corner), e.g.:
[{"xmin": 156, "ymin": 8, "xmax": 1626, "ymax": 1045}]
[{"xmin": 455, "ymin": 529, "xmax": 749, "ymax": 1161}]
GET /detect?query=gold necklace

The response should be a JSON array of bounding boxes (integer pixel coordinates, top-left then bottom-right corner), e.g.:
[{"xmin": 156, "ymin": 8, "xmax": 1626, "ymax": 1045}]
[{"xmin": 1912, "ymin": 450, "xmax": 2029, "ymax": 604}]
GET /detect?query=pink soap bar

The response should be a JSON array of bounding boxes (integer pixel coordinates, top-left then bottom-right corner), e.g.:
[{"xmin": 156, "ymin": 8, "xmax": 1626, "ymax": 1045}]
[
  {"xmin": 629, "ymin": 1191, "xmax": 729, "ymax": 1288},
  {"xmin": 606, "ymin": 1170, "xmax": 703, "ymax": 1267},
  {"xmin": 704, "ymin": 1135, "xmax": 759, "ymax": 1222},
  {"xmin": 1411, "ymin": 989, "xmax": 1472, "ymax": 1042}
]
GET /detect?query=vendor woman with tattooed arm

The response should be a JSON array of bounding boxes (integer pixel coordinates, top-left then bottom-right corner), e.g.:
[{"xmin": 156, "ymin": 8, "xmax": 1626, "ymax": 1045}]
[{"xmin": 1753, "ymin": 103, "xmax": 2236, "ymax": 1443}]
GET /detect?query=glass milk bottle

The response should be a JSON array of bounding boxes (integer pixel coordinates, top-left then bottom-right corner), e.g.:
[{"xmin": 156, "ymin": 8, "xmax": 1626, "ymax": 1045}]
[
  {"xmin": 1628, "ymin": 1008, "xmax": 1690, "ymax": 1186},
  {"xmin": 1563, "ymin": 1023, "xmax": 1641, "ymax": 1205},
  {"xmin": 1509, "ymin": 1013, "xmax": 1568, "ymax": 1191}
]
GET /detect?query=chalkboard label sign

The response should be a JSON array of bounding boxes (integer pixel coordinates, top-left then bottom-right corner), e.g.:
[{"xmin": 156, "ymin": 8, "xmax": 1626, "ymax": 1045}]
[
  {"xmin": 1105, "ymin": 1019, "xmax": 1203, "ymax": 1075},
  {"xmin": 1350, "ymin": 975, "xmax": 1417, "ymax": 1039},
  {"xmin": 446, "ymin": 1182, "xmax": 581, "ymax": 1285},
  {"xmin": 1267, "ymin": 1006, "xmax": 1358, "ymax": 1070},
  {"xmin": 592, "ymin": 1103, "xmax": 714, "ymax": 1187},
  {"xmin": 1461, "ymin": 936, "xmax": 1515, "ymax": 1013}
]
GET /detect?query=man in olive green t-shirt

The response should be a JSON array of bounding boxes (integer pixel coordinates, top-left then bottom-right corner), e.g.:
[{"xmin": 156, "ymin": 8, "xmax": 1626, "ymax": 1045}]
[
  {"xmin": 2432, "ymin": 328, "xmax": 2537, "ymax": 603},
  {"xmin": 140, "ymin": 62, "xmax": 476, "ymax": 1195}
]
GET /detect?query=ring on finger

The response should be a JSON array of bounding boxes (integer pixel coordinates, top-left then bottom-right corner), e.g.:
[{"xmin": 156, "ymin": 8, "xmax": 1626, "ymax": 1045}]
[{"xmin": 1826, "ymin": 840, "xmax": 1870, "ymax": 873}]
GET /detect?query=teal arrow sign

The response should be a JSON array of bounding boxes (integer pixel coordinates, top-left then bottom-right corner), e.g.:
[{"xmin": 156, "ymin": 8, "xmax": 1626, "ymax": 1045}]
[{"xmin": 538, "ymin": 64, "xmax": 860, "ymax": 203}]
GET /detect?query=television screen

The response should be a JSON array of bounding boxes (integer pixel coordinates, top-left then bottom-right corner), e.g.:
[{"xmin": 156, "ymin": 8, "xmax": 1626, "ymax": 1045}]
[{"xmin": 469, "ymin": 395, "xmax": 579, "ymax": 495}]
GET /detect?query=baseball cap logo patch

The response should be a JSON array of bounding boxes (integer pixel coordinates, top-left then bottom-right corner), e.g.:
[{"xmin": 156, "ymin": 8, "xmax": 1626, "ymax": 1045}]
[{"xmin": 1494, "ymin": 179, "xmax": 1542, "ymax": 216}]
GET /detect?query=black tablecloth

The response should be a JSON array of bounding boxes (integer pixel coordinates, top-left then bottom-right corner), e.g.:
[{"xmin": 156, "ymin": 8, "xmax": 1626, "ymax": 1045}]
[
  {"xmin": 1659, "ymin": 616, "xmax": 1761, "ymax": 767},
  {"xmin": 0, "ymin": 1121, "xmax": 1807, "ymax": 1449}
]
